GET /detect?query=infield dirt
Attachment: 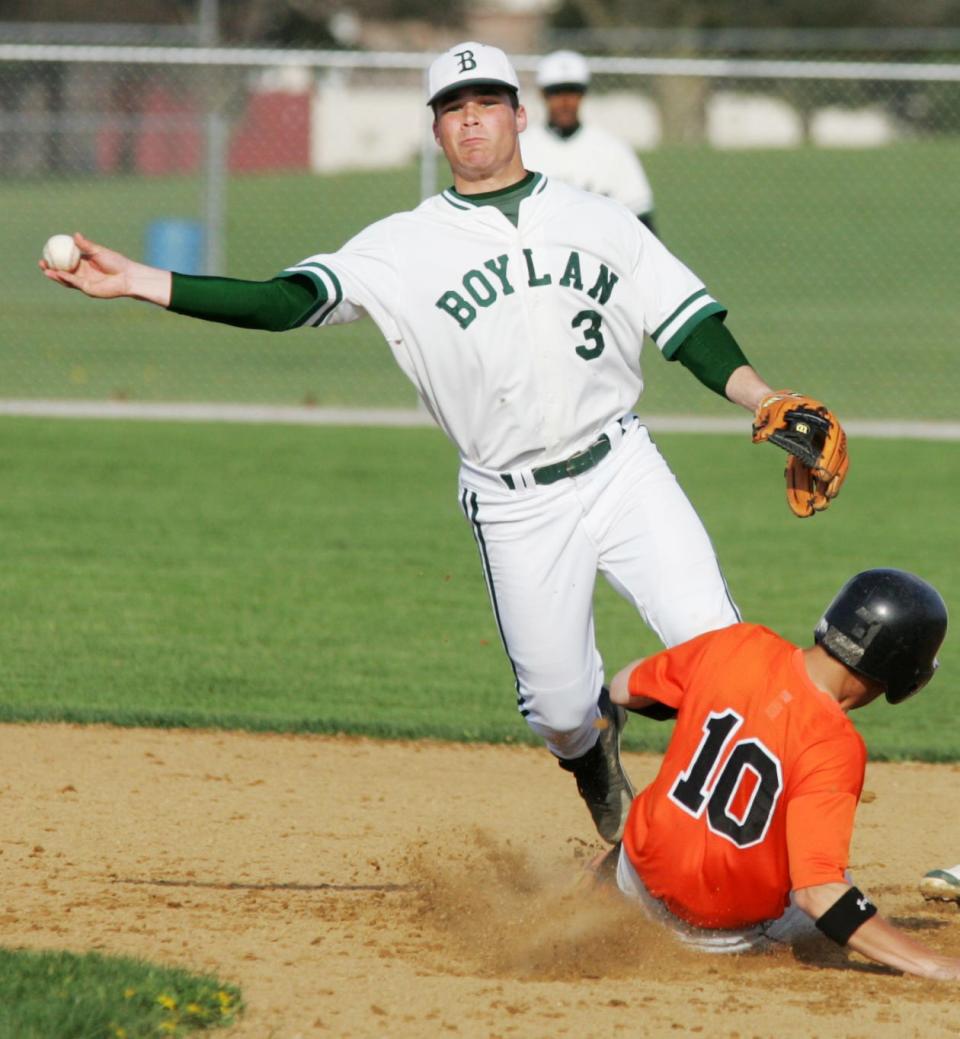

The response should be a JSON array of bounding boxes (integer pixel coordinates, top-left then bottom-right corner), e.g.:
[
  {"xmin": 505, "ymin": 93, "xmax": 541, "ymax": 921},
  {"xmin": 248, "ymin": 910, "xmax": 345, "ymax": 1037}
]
[{"xmin": 2, "ymin": 723, "xmax": 959, "ymax": 1038}]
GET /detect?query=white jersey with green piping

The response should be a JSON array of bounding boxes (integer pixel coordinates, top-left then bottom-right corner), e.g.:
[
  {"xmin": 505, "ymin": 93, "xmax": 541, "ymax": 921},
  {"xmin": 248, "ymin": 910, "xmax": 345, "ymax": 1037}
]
[
  {"xmin": 520, "ymin": 123, "xmax": 655, "ymax": 218},
  {"xmin": 281, "ymin": 173, "xmax": 724, "ymax": 472}
]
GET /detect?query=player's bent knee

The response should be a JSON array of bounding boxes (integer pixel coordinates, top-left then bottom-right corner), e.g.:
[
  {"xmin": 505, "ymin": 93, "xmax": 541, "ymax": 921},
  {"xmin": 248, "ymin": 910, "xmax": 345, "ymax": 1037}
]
[
  {"xmin": 520, "ymin": 690, "xmax": 601, "ymax": 757},
  {"xmin": 514, "ymin": 659, "xmax": 603, "ymax": 753},
  {"xmin": 520, "ymin": 688, "xmax": 597, "ymax": 734}
]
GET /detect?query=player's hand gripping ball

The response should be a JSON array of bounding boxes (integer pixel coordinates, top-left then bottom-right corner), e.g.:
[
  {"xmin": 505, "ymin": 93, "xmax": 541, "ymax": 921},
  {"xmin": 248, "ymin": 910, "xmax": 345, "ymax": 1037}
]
[
  {"xmin": 752, "ymin": 390, "xmax": 849, "ymax": 519},
  {"xmin": 42, "ymin": 234, "xmax": 81, "ymax": 272}
]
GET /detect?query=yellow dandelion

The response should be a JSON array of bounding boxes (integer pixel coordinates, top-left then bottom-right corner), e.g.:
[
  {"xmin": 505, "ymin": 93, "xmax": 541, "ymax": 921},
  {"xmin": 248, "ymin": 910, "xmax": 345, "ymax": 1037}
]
[
  {"xmin": 156, "ymin": 994, "xmax": 177, "ymax": 1010},
  {"xmin": 123, "ymin": 988, "xmax": 136, "ymax": 999},
  {"xmin": 114, "ymin": 1028, "xmax": 128, "ymax": 1039},
  {"xmin": 159, "ymin": 1021, "xmax": 178, "ymax": 1035},
  {"xmin": 217, "ymin": 990, "xmax": 233, "ymax": 1006},
  {"xmin": 185, "ymin": 1003, "xmax": 204, "ymax": 1016}
]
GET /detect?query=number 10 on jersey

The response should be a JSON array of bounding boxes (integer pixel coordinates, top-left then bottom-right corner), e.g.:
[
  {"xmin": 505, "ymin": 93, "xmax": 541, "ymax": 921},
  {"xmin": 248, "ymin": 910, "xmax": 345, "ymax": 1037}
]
[{"xmin": 669, "ymin": 710, "xmax": 784, "ymax": 849}]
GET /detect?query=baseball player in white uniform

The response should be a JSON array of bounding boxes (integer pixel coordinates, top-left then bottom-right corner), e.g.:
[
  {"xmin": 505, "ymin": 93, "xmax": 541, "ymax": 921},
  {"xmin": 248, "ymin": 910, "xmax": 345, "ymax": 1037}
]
[
  {"xmin": 40, "ymin": 42, "xmax": 848, "ymax": 846},
  {"xmin": 520, "ymin": 50, "xmax": 657, "ymax": 232}
]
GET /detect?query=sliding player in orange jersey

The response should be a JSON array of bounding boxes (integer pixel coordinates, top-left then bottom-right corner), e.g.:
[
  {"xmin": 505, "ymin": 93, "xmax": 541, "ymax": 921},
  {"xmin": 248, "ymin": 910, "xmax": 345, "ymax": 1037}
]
[{"xmin": 605, "ymin": 568, "xmax": 960, "ymax": 980}]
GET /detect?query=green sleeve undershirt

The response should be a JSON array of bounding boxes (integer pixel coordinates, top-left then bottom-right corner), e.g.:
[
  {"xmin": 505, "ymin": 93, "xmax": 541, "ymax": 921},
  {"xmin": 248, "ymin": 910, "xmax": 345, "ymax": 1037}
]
[
  {"xmin": 671, "ymin": 313, "xmax": 750, "ymax": 398},
  {"xmin": 168, "ymin": 272, "xmax": 747, "ymax": 399},
  {"xmin": 168, "ymin": 272, "xmax": 321, "ymax": 332}
]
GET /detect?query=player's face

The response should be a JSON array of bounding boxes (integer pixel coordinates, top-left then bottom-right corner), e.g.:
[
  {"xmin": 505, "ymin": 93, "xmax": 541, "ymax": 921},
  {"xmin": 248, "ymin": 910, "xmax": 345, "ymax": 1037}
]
[
  {"xmin": 544, "ymin": 89, "xmax": 584, "ymax": 131},
  {"xmin": 433, "ymin": 86, "xmax": 527, "ymax": 187}
]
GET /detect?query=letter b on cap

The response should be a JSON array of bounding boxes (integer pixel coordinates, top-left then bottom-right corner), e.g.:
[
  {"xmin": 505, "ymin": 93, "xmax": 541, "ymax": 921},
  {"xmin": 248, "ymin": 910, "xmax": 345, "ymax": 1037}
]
[{"xmin": 455, "ymin": 50, "xmax": 477, "ymax": 73}]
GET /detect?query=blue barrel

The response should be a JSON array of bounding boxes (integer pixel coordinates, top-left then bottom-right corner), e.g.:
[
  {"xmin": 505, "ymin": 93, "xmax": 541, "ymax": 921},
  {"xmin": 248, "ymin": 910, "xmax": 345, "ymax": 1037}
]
[{"xmin": 145, "ymin": 219, "xmax": 204, "ymax": 274}]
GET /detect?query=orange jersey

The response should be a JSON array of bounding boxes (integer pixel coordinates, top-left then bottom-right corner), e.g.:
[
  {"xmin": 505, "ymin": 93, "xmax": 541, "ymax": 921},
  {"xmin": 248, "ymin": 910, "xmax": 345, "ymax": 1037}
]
[{"xmin": 622, "ymin": 623, "xmax": 866, "ymax": 929}]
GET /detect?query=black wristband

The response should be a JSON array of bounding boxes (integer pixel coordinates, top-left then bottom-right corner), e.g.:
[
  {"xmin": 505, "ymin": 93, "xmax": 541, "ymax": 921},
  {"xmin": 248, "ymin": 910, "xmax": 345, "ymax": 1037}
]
[{"xmin": 814, "ymin": 886, "xmax": 877, "ymax": 945}]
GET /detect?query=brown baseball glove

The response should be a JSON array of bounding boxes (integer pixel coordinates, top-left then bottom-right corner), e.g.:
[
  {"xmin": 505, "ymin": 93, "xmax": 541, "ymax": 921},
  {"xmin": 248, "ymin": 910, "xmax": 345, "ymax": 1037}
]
[{"xmin": 752, "ymin": 390, "xmax": 849, "ymax": 518}]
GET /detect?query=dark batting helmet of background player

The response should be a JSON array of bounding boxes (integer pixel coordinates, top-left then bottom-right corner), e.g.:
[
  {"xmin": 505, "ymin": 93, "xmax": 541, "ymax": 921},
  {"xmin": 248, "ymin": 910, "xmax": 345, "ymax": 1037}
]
[{"xmin": 814, "ymin": 568, "xmax": 948, "ymax": 704}]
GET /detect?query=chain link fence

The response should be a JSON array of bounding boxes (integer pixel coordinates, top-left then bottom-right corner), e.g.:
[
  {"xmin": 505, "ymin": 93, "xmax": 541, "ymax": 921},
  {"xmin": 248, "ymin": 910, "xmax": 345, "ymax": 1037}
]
[{"xmin": 2, "ymin": 43, "xmax": 958, "ymax": 419}]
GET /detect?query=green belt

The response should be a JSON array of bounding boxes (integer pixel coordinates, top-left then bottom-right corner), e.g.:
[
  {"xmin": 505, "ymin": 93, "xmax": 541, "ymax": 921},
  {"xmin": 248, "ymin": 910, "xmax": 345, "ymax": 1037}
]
[{"xmin": 501, "ymin": 433, "xmax": 612, "ymax": 489}]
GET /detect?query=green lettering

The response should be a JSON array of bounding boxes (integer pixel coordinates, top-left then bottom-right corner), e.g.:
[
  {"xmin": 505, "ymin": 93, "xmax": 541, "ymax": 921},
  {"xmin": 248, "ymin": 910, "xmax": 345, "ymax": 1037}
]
[
  {"xmin": 587, "ymin": 264, "xmax": 619, "ymax": 305},
  {"xmin": 436, "ymin": 290, "xmax": 477, "ymax": 330},
  {"xmin": 523, "ymin": 248, "xmax": 552, "ymax": 287},
  {"xmin": 559, "ymin": 251, "xmax": 583, "ymax": 290},
  {"xmin": 463, "ymin": 269, "xmax": 497, "ymax": 308},
  {"xmin": 483, "ymin": 254, "xmax": 515, "ymax": 295},
  {"xmin": 573, "ymin": 309, "xmax": 605, "ymax": 360}
]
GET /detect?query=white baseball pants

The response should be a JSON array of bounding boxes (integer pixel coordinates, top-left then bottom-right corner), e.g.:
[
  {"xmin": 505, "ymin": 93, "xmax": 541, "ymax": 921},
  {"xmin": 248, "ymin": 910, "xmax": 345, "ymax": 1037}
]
[{"xmin": 458, "ymin": 416, "xmax": 739, "ymax": 759}]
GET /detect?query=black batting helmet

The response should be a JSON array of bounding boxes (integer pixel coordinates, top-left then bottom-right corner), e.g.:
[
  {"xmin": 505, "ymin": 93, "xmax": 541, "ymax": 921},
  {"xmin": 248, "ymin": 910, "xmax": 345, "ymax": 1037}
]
[{"xmin": 814, "ymin": 568, "xmax": 948, "ymax": 704}]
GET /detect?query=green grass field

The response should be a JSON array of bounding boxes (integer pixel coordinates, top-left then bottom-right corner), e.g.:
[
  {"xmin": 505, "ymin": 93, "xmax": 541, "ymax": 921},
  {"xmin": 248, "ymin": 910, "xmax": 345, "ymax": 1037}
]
[
  {"xmin": 5, "ymin": 140, "xmax": 959, "ymax": 416},
  {"xmin": 0, "ymin": 947, "xmax": 241, "ymax": 1039},
  {"xmin": 1, "ymin": 417, "xmax": 956, "ymax": 760},
  {"xmin": 3, "ymin": 113, "xmax": 957, "ymax": 1039}
]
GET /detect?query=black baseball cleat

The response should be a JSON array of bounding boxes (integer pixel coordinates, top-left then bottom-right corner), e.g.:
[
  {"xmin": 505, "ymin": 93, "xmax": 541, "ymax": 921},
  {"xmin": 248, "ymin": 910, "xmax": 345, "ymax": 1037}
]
[{"xmin": 558, "ymin": 687, "xmax": 636, "ymax": 844}]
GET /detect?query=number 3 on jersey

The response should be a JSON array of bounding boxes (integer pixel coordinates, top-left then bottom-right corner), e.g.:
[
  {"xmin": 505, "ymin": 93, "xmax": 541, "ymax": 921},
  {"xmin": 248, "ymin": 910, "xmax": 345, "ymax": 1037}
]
[
  {"xmin": 572, "ymin": 309, "xmax": 604, "ymax": 359},
  {"xmin": 669, "ymin": 710, "xmax": 783, "ymax": 849}
]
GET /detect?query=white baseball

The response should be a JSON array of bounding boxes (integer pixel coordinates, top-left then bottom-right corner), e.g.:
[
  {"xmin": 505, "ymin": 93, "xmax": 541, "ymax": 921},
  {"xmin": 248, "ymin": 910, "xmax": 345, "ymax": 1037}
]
[{"xmin": 42, "ymin": 234, "xmax": 81, "ymax": 272}]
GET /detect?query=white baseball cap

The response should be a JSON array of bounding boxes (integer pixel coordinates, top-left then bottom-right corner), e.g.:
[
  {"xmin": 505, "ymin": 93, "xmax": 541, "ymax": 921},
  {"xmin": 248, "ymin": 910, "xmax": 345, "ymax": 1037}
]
[
  {"xmin": 536, "ymin": 50, "xmax": 591, "ymax": 91},
  {"xmin": 426, "ymin": 41, "xmax": 520, "ymax": 106}
]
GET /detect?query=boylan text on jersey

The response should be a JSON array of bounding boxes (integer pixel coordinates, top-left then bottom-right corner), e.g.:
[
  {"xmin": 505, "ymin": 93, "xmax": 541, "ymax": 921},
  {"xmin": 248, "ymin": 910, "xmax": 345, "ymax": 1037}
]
[{"xmin": 435, "ymin": 249, "xmax": 620, "ymax": 330}]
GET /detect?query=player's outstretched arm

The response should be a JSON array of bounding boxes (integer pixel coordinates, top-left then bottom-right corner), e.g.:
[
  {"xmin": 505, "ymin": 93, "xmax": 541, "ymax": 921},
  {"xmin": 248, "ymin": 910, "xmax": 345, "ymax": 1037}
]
[
  {"xmin": 610, "ymin": 659, "xmax": 678, "ymax": 720},
  {"xmin": 671, "ymin": 317, "xmax": 772, "ymax": 410},
  {"xmin": 847, "ymin": 914, "xmax": 960, "ymax": 980},
  {"xmin": 793, "ymin": 882, "xmax": 960, "ymax": 980},
  {"xmin": 678, "ymin": 317, "xmax": 849, "ymax": 517},
  {"xmin": 39, "ymin": 232, "xmax": 172, "ymax": 307},
  {"xmin": 40, "ymin": 233, "xmax": 320, "ymax": 332},
  {"xmin": 724, "ymin": 365, "xmax": 773, "ymax": 412},
  {"xmin": 610, "ymin": 659, "xmax": 650, "ymax": 708}
]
